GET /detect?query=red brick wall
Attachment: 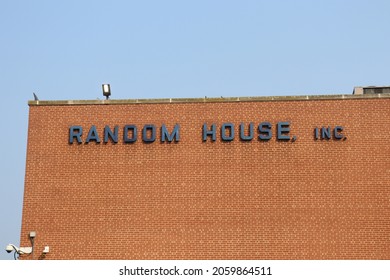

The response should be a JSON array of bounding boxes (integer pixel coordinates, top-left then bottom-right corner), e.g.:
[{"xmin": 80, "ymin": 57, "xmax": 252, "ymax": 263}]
[{"xmin": 20, "ymin": 97, "xmax": 390, "ymax": 259}]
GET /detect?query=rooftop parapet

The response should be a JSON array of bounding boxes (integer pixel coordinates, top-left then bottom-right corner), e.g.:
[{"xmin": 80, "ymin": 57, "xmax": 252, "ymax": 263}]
[{"xmin": 28, "ymin": 92, "xmax": 390, "ymax": 106}]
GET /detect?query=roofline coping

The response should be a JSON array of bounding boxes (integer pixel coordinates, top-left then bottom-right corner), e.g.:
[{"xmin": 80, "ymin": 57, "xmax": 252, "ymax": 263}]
[{"xmin": 28, "ymin": 93, "xmax": 390, "ymax": 106}]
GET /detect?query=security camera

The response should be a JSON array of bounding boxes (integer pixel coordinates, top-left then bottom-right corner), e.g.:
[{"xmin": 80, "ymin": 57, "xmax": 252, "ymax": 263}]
[
  {"xmin": 5, "ymin": 244, "xmax": 15, "ymax": 253},
  {"xmin": 5, "ymin": 244, "xmax": 32, "ymax": 254}
]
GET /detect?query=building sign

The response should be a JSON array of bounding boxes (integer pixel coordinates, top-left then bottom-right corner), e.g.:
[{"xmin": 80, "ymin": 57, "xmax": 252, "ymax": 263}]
[{"xmin": 69, "ymin": 122, "xmax": 345, "ymax": 144}]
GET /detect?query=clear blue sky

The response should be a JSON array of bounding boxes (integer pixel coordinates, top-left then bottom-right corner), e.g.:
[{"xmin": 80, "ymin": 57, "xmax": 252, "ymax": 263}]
[{"xmin": 1, "ymin": 0, "xmax": 389, "ymax": 259}]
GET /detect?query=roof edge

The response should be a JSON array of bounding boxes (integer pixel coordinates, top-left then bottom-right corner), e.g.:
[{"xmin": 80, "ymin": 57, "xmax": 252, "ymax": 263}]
[{"xmin": 28, "ymin": 93, "xmax": 390, "ymax": 106}]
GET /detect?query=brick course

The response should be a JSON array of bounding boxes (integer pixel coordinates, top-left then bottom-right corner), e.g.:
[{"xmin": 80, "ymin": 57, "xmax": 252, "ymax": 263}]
[{"xmin": 20, "ymin": 95, "xmax": 390, "ymax": 259}]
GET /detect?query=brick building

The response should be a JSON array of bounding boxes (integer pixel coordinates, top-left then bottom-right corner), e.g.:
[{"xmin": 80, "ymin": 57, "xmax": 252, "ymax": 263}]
[{"xmin": 20, "ymin": 89, "xmax": 390, "ymax": 259}]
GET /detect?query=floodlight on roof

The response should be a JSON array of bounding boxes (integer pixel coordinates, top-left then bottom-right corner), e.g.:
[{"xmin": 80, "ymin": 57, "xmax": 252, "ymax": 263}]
[{"xmin": 102, "ymin": 84, "xmax": 111, "ymax": 100}]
